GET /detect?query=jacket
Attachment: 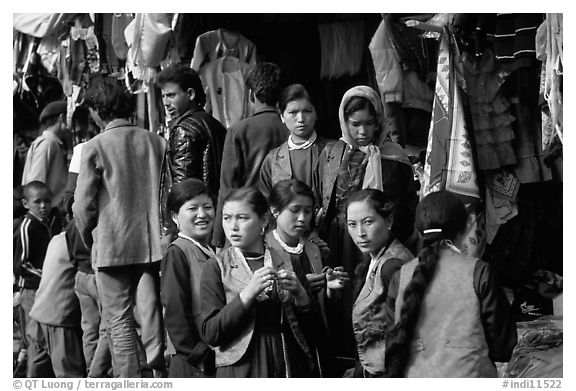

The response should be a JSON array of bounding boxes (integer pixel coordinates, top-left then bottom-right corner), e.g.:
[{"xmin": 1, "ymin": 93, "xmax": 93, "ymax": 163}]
[
  {"xmin": 394, "ymin": 250, "xmax": 506, "ymax": 377},
  {"xmin": 168, "ymin": 107, "xmax": 226, "ymax": 199},
  {"xmin": 73, "ymin": 119, "xmax": 170, "ymax": 268},
  {"xmin": 13, "ymin": 212, "xmax": 58, "ymax": 289},
  {"xmin": 259, "ymin": 136, "xmax": 329, "ymax": 201},
  {"xmin": 29, "ymin": 231, "xmax": 80, "ymax": 327},
  {"xmin": 200, "ymin": 246, "xmax": 314, "ymax": 367},
  {"xmin": 352, "ymin": 239, "xmax": 413, "ymax": 376},
  {"xmin": 213, "ymin": 108, "xmax": 289, "ymax": 248}
]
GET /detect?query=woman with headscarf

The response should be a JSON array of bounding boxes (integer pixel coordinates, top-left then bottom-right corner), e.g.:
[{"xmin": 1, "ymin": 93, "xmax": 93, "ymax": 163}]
[{"xmin": 314, "ymin": 85, "xmax": 416, "ymax": 371}]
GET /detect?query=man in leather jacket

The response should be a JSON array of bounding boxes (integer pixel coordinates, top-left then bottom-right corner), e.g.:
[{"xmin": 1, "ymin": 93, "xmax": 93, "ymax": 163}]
[{"xmin": 157, "ymin": 64, "xmax": 226, "ymax": 199}]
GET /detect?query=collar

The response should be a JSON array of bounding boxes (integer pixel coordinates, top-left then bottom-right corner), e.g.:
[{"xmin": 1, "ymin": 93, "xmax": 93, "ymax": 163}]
[
  {"xmin": 288, "ymin": 131, "xmax": 317, "ymax": 151},
  {"xmin": 252, "ymin": 107, "xmax": 279, "ymax": 117},
  {"xmin": 177, "ymin": 232, "xmax": 216, "ymax": 259},
  {"xmin": 170, "ymin": 107, "xmax": 202, "ymax": 127},
  {"xmin": 103, "ymin": 119, "xmax": 135, "ymax": 132},
  {"xmin": 26, "ymin": 211, "xmax": 48, "ymax": 225},
  {"xmin": 41, "ymin": 130, "xmax": 63, "ymax": 146}
]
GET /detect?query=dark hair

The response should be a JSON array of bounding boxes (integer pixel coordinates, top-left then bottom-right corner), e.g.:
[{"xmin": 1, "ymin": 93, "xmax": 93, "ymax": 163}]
[
  {"xmin": 22, "ymin": 181, "xmax": 52, "ymax": 200},
  {"xmin": 224, "ymin": 187, "xmax": 268, "ymax": 218},
  {"xmin": 277, "ymin": 83, "xmax": 315, "ymax": 113},
  {"xmin": 246, "ymin": 62, "xmax": 281, "ymax": 105},
  {"xmin": 167, "ymin": 178, "xmax": 212, "ymax": 216},
  {"xmin": 343, "ymin": 96, "xmax": 377, "ymax": 121},
  {"xmin": 347, "ymin": 189, "xmax": 396, "ymax": 299},
  {"xmin": 346, "ymin": 189, "xmax": 396, "ymax": 221},
  {"xmin": 156, "ymin": 64, "xmax": 206, "ymax": 108},
  {"xmin": 269, "ymin": 179, "xmax": 315, "ymax": 212},
  {"xmin": 385, "ymin": 191, "xmax": 467, "ymax": 377},
  {"xmin": 83, "ymin": 76, "xmax": 135, "ymax": 122}
]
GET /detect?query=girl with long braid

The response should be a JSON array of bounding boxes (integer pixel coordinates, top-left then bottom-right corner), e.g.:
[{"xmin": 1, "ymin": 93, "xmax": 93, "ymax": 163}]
[{"xmin": 385, "ymin": 191, "xmax": 517, "ymax": 377}]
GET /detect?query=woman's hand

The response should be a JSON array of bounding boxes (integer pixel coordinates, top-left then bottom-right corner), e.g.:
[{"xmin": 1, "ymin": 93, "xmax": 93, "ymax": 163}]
[
  {"xmin": 276, "ymin": 269, "xmax": 310, "ymax": 307},
  {"xmin": 308, "ymin": 236, "xmax": 330, "ymax": 259},
  {"xmin": 305, "ymin": 273, "xmax": 326, "ymax": 294},
  {"xmin": 239, "ymin": 266, "xmax": 277, "ymax": 306},
  {"xmin": 326, "ymin": 266, "xmax": 349, "ymax": 290}
]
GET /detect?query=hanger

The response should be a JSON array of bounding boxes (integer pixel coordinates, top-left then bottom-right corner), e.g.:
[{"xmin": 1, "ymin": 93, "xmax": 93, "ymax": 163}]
[{"xmin": 404, "ymin": 19, "xmax": 444, "ymax": 33}]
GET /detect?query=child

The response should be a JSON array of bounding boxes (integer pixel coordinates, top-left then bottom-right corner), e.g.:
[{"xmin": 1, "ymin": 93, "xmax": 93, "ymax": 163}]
[
  {"xmin": 29, "ymin": 196, "xmax": 85, "ymax": 377},
  {"xmin": 161, "ymin": 179, "xmax": 217, "ymax": 377},
  {"xmin": 200, "ymin": 187, "xmax": 318, "ymax": 377},
  {"xmin": 385, "ymin": 191, "xmax": 517, "ymax": 377},
  {"xmin": 266, "ymin": 178, "xmax": 348, "ymax": 377},
  {"xmin": 345, "ymin": 189, "xmax": 413, "ymax": 377},
  {"xmin": 13, "ymin": 181, "xmax": 60, "ymax": 377}
]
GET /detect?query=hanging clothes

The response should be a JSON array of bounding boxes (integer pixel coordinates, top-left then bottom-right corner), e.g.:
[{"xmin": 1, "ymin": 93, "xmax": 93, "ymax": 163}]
[
  {"xmin": 124, "ymin": 13, "xmax": 179, "ymax": 83},
  {"xmin": 423, "ymin": 28, "xmax": 480, "ymax": 201},
  {"xmin": 461, "ymin": 49, "xmax": 517, "ymax": 170},
  {"xmin": 199, "ymin": 56, "xmax": 253, "ymax": 129},
  {"xmin": 190, "ymin": 28, "xmax": 257, "ymax": 72},
  {"xmin": 369, "ymin": 16, "xmax": 403, "ymax": 104},
  {"xmin": 535, "ymin": 14, "xmax": 563, "ymax": 151},
  {"xmin": 422, "ymin": 28, "xmax": 484, "ymax": 257},
  {"xmin": 318, "ymin": 20, "xmax": 365, "ymax": 80},
  {"xmin": 491, "ymin": 13, "xmax": 544, "ymax": 72}
]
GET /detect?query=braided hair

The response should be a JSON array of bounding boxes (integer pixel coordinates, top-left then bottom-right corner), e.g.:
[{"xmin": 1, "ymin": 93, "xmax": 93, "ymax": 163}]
[{"xmin": 385, "ymin": 191, "xmax": 467, "ymax": 377}]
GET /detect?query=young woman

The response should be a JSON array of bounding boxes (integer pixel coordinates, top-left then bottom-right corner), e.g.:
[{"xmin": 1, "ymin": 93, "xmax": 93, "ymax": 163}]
[
  {"xmin": 345, "ymin": 189, "xmax": 413, "ymax": 377},
  {"xmin": 259, "ymin": 84, "xmax": 331, "ymax": 200},
  {"xmin": 200, "ymin": 187, "xmax": 319, "ymax": 377},
  {"xmin": 266, "ymin": 178, "xmax": 349, "ymax": 377},
  {"xmin": 385, "ymin": 191, "xmax": 517, "ymax": 377},
  {"xmin": 160, "ymin": 178, "xmax": 217, "ymax": 377},
  {"xmin": 315, "ymin": 85, "xmax": 416, "ymax": 363}
]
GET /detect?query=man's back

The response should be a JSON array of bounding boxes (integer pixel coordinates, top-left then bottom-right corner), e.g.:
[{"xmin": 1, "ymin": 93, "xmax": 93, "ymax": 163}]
[
  {"xmin": 73, "ymin": 119, "xmax": 169, "ymax": 268},
  {"xmin": 21, "ymin": 131, "xmax": 67, "ymax": 206}
]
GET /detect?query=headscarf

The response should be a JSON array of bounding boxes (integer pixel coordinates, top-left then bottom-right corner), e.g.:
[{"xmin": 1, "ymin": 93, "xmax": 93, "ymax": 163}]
[{"xmin": 338, "ymin": 85, "xmax": 387, "ymax": 190}]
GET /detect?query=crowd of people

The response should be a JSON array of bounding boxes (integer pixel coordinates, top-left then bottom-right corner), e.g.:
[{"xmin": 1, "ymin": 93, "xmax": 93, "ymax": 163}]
[{"xmin": 13, "ymin": 61, "xmax": 518, "ymax": 378}]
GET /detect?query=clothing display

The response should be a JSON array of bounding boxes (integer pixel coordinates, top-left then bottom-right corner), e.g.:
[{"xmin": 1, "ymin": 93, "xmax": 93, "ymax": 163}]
[
  {"xmin": 199, "ymin": 56, "xmax": 253, "ymax": 128},
  {"xmin": 190, "ymin": 28, "xmax": 257, "ymax": 72}
]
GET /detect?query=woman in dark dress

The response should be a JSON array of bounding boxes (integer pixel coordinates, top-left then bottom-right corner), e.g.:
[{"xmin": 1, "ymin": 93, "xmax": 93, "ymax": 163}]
[
  {"xmin": 160, "ymin": 179, "xmax": 217, "ymax": 377},
  {"xmin": 315, "ymin": 85, "xmax": 416, "ymax": 369},
  {"xmin": 200, "ymin": 187, "xmax": 319, "ymax": 377}
]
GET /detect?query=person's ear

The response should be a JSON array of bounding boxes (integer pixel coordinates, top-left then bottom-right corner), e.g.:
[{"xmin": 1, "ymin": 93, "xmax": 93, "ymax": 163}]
[
  {"xmin": 269, "ymin": 206, "xmax": 280, "ymax": 219},
  {"xmin": 261, "ymin": 212, "xmax": 270, "ymax": 232},
  {"xmin": 171, "ymin": 212, "xmax": 179, "ymax": 227},
  {"xmin": 22, "ymin": 199, "xmax": 30, "ymax": 210},
  {"xmin": 187, "ymin": 88, "xmax": 196, "ymax": 102}
]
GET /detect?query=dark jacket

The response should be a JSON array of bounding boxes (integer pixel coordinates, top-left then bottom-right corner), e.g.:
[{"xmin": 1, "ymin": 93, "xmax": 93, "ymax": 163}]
[
  {"xmin": 213, "ymin": 108, "xmax": 289, "ymax": 248},
  {"xmin": 168, "ymin": 107, "xmax": 227, "ymax": 199}
]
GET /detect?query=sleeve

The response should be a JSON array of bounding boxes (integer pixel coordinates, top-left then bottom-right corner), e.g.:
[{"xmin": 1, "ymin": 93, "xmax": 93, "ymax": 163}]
[
  {"xmin": 13, "ymin": 219, "xmax": 26, "ymax": 279},
  {"xmin": 213, "ymin": 129, "xmax": 240, "ymax": 248},
  {"xmin": 474, "ymin": 261, "xmax": 518, "ymax": 362},
  {"xmin": 258, "ymin": 151, "xmax": 274, "ymax": 200},
  {"xmin": 379, "ymin": 258, "xmax": 405, "ymax": 298},
  {"xmin": 200, "ymin": 259, "xmax": 253, "ymax": 347},
  {"xmin": 171, "ymin": 125, "xmax": 204, "ymax": 184},
  {"xmin": 384, "ymin": 269, "xmax": 401, "ymax": 326},
  {"xmin": 72, "ymin": 145, "xmax": 101, "ymax": 248},
  {"xmin": 22, "ymin": 139, "xmax": 53, "ymax": 184},
  {"xmin": 190, "ymin": 34, "xmax": 207, "ymax": 72},
  {"xmin": 161, "ymin": 245, "xmax": 206, "ymax": 358}
]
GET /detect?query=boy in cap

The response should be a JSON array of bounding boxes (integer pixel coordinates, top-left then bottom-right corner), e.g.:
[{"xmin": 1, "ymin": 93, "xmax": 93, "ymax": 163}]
[{"xmin": 21, "ymin": 100, "xmax": 69, "ymax": 208}]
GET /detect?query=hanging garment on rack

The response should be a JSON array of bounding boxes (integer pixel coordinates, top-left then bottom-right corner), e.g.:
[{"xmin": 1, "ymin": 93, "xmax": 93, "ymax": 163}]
[
  {"xmin": 369, "ymin": 17, "xmax": 403, "ymax": 103},
  {"xmin": 423, "ymin": 29, "xmax": 480, "ymax": 201},
  {"xmin": 491, "ymin": 13, "xmax": 544, "ymax": 72},
  {"xmin": 190, "ymin": 28, "xmax": 257, "ymax": 72},
  {"xmin": 535, "ymin": 14, "xmax": 563, "ymax": 151},
  {"xmin": 461, "ymin": 49, "xmax": 517, "ymax": 170},
  {"xmin": 318, "ymin": 20, "xmax": 365, "ymax": 80},
  {"xmin": 111, "ymin": 13, "xmax": 134, "ymax": 61},
  {"xmin": 200, "ymin": 56, "xmax": 253, "ymax": 129},
  {"xmin": 124, "ymin": 13, "xmax": 178, "ymax": 82}
]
